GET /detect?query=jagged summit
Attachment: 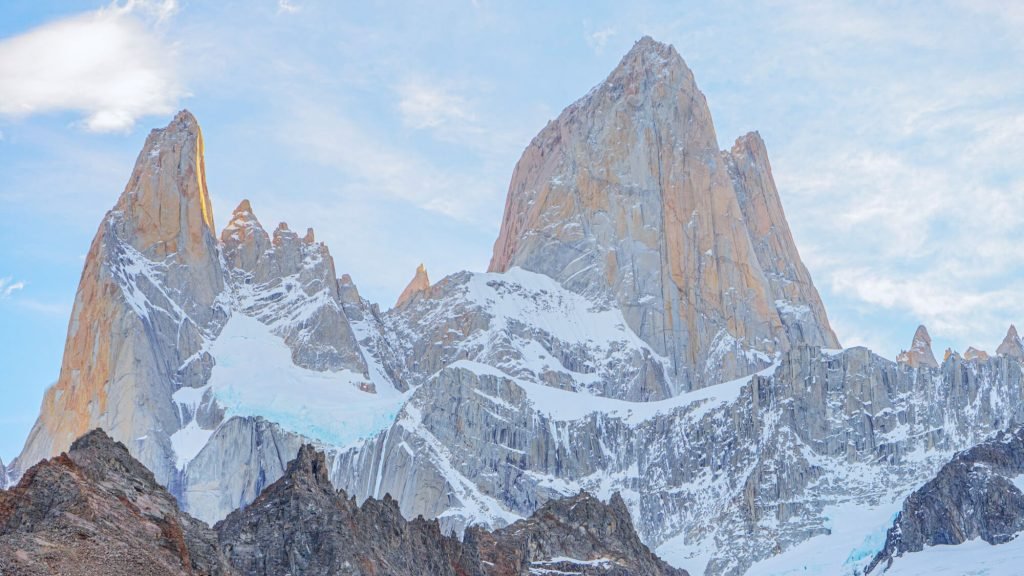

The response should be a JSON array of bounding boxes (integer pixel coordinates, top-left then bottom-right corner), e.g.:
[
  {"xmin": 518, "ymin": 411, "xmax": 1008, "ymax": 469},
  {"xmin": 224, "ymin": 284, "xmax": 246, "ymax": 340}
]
[
  {"xmin": 897, "ymin": 325, "xmax": 939, "ymax": 369},
  {"xmin": 395, "ymin": 263, "xmax": 430, "ymax": 308},
  {"xmin": 964, "ymin": 346, "xmax": 990, "ymax": 362},
  {"xmin": 997, "ymin": 324, "xmax": 1024, "ymax": 360}
]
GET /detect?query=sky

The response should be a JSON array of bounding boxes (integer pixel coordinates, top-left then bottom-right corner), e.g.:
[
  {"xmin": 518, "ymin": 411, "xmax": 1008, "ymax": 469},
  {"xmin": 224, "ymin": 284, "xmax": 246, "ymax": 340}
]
[{"xmin": 1, "ymin": 0, "xmax": 1022, "ymax": 462}]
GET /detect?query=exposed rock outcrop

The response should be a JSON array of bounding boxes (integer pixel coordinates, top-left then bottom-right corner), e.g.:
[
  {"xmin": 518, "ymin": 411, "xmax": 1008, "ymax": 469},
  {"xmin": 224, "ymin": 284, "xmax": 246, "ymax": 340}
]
[
  {"xmin": 998, "ymin": 325, "xmax": 1024, "ymax": 360},
  {"xmin": 964, "ymin": 346, "xmax": 990, "ymax": 362},
  {"xmin": 395, "ymin": 263, "xmax": 430, "ymax": 308},
  {"xmin": 0, "ymin": 429, "xmax": 232, "ymax": 576},
  {"xmin": 896, "ymin": 325, "xmax": 939, "ymax": 369},
  {"xmin": 470, "ymin": 491, "xmax": 686, "ymax": 576},
  {"xmin": 0, "ymin": 457, "xmax": 7, "ymax": 490},
  {"xmin": 868, "ymin": 426, "xmax": 1024, "ymax": 573},
  {"xmin": 488, "ymin": 36, "xmax": 837, "ymax": 391},
  {"xmin": 217, "ymin": 442, "xmax": 685, "ymax": 576}
]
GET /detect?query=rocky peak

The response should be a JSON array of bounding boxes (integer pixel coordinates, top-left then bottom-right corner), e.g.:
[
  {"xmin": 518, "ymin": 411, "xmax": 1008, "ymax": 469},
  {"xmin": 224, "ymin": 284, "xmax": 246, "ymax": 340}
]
[
  {"xmin": 395, "ymin": 263, "xmax": 431, "ymax": 308},
  {"xmin": 0, "ymin": 456, "xmax": 6, "ymax": 490},
  {"xmin": 0, "ymin": 428, "xmax": 230, "ymax": 575},
  {"xmin": 283, "ymin": 444, "xmax": 333, "ymax": 491},
  {"xmin": 897, "ymin": 325, "xmax": 939, "ymax": 369},
  {"xmin": 114, "ymin": 109, "xmax": 218, "ymax": 265},
  {"xmin": 474, "ymin": 490, "xmax": 687, "ymax": 575},
  {"xmin": 221, "ymin": 199, "xmax": 272, "ymax": 275},
  {"xmin": 964, "ymin": 346, "xmax": 990, "ymax": 362},
  {"xmin": 997, "ymin": 324, "xmax": 1024, "ymax": 360},
  {"xmin": 487, "ymin": 35, "xmax": 837, "ymax": 391}
]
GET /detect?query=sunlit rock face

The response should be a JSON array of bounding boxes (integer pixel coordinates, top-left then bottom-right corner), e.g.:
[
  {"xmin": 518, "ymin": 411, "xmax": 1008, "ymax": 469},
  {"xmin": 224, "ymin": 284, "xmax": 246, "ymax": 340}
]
[
  {"xmin": 15, "ymin": 111, "xmax": 228, "ymax": 488},
  {"xmin": 488, "ymin": 37, "xmax": 837, "ymax": 392},
  {"xmin": 897, "ymin": 325, "xmax": 939, "ymax": 369}
]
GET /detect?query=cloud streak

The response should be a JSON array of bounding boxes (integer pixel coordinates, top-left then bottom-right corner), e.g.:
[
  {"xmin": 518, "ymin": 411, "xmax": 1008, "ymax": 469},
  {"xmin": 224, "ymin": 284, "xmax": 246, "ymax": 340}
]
[
  {"xmin": 0, "ymin": 0, "xmax": 182, "ymax": 132},
  {"xmin": 0, "ymin": 277, "xmax": 25, "ymax": 298}
]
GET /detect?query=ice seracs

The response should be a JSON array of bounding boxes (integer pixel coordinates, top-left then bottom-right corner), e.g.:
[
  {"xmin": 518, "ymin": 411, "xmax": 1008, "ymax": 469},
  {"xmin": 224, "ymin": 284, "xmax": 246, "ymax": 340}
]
[{"xmin": 896, "ymin": 325, "xmax": 939, "ymax": 369}]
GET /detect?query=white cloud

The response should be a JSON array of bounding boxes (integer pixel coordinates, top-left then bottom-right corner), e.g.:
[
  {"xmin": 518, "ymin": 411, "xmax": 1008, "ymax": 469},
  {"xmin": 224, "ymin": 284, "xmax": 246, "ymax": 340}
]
[
  {"xmin": 0, "ymin": 0, "xmax": 182, "ymax": 132},
  {"xmin": 277, "ymin": 0, "xmax": 301, "ymax": 14},
  {"xmin": 0, "ymin": 277, "xmax": 25, "ymax": 298},
  {"xmin": 584, "ymin": 23, "xmax": 617, "ymax": 54},
  {"xmin": 397, "ymin": 80, "xmax": 477, "ymax": 132}
]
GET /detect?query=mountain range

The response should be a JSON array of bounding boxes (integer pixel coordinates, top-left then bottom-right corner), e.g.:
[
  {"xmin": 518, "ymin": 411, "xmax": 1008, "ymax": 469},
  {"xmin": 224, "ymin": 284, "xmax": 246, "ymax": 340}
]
[{"xmin": 5, "ymin": 36, "xmax": 1024, "ymax": 575}]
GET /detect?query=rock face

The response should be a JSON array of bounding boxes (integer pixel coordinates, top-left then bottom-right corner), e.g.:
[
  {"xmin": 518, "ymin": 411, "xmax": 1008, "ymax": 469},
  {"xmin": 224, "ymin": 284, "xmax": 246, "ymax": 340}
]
[
  {"xmin": 216, "ymin": 442, "xmax": 684, "ymax": 576},
  {"xmin": 964, "ymin": 346, "xmax": 990, "ymax": 362},
  {"xmin": 0, "ymin": 458, "xmax": 7, "ymax": 490},
  {"xmin": 488, "ymin": 36, "xmax": 837, "ymax": 391},
  {"xmin": 998, "ymin": 325, "xmax": 1024, "ymax": 360},
  {"xmin": 333, "ymin": 341, "xmax": 1024, "ymax": 575},
  {"xmin": 221, "ymin": 201, "xmax": 368, "ymax": 375},
  {"xmin": 470, "ymin": 491, "xmax": 686, "ymax": 576},
  {"xmin": 868, "ymin": 426, "xmax": 1024, "ymax": 573},
  {"xmin": 0, "ymin": 429, "xmax": 231, "ymax": 576},
  {"xmin": 216, "ymin": 444, "xmax": 474, "ymax": 576},
  {"xmin": 15, "ymin": 110, "xmax": 228, "ymax": 489},
  {"xmin": 896, "ymin": 325, "xmax": 939, "ymax": 369},
  {"xmin": 395, "ymin": 263, "xmax": 430, "ymax": 308}
]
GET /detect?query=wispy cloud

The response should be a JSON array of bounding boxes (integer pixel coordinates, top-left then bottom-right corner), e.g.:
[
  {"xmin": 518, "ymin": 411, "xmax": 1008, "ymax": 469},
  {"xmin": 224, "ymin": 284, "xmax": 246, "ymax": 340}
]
[
  {"xmin": 584, "ymin": 21, "xmax": 617, "ymax": 55},
  {"xmin": 397, "ymin": 80, "xmax": 477, "ymax": 133},
  {"xmin": 277, "ymin": 0, "xmax": 301, "ymax": 15},
  {"xmin": 0, "ymin": 0, "xmax": 183, "ymax": 132},
  {"xmin": 0, "ymin": 277, "xmax": 25, "ymax": 298}
]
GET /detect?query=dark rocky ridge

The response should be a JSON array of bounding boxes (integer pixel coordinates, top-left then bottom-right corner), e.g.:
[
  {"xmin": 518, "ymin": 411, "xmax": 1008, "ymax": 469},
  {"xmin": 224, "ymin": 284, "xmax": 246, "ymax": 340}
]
[
  {"xmin": 1, "ymin": 429, "xmax": 686, "ymax": 576},
  {"xmin": 0, "ymin": 429, "xmax": 231, "ymax": 576},
  {"xmin": 868, "ymin": 426, "xmax": 1024, "ymax": 573}
]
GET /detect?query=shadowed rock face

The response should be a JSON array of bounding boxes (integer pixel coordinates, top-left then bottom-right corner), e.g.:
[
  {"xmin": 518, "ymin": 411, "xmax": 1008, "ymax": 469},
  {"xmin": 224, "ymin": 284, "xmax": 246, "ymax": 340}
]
[
  {"xmin": 217, "ymin": 443, "xmax": 686, "ymax": 576},
  {"xmin": 868, "ymin": 426, "xmax": 1024, "ymax": 573},
  {"xmin": 469, "ymin": 491, "xmax": 687, "ymax": 576},
  {"xmin": 4, "ymin": 430, "xmax": 685, "ymax": 576},
  {"xmin": 488, "ymin": 36, "xmax": 837, "ymax": 392},
  {"xmin": 0, "ymin": 429, "xmax": 231, "ymax": 576}
]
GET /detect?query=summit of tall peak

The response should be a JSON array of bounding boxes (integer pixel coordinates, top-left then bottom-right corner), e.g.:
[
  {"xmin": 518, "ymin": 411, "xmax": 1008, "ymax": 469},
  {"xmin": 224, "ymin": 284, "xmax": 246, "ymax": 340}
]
[{"xmin": 487, "ymin": 36, "xmax": 838, "ymax": 391}]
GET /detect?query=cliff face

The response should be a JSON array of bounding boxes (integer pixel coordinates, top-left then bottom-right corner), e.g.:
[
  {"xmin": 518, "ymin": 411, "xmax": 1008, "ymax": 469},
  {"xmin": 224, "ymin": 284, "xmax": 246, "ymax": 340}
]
[
  {"xmin": 488, "ymin": 37, "xmax": 837, "ymax": 391},
  {"xmin": 16, "ymin": 111, "xmax": 228, "ymax": 488}
]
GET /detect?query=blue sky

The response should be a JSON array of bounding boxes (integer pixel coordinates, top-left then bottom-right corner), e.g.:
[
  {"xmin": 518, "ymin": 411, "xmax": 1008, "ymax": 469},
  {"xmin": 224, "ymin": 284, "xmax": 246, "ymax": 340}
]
[{"xmin": 1, "ymin": 0, "xmax": 1022, "ymax": 462}]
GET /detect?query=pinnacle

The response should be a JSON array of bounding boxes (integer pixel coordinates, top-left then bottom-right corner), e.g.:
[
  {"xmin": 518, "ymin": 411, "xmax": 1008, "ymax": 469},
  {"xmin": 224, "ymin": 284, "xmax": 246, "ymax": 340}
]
[
  {"xmin": 234, "ymin": 199, "xmax": 254, "ymax": 215},
  {"xmin": 611, "ymin": 35, "xmax": 689, "ymax": 81}
]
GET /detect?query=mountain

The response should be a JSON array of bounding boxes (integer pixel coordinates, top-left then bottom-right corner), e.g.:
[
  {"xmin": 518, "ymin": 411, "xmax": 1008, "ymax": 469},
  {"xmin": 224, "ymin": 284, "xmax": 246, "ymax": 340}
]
[
  {"xmin": 11, "ymin": 36, "xmax": 1024, "ymax": 576},
  {"xmin": 489, "ymin": 36, "xmax": 838, "ymax": 392},
  {"xmin": 896, "ymin": 325, "xmax": 939, "ymax": 369},
  {"xmin": 0, "ymin": 429, "xmax": 230, "ymax": 576},
  {"xmin": 1, "ymin": 429, "xmax": 683, "ymax": 576}
]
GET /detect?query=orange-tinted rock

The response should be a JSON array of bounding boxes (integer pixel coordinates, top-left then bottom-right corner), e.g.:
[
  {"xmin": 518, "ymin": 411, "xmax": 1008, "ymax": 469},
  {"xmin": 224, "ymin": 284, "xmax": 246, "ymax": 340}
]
[
  {"xmin": 897, "ymin": 325, "xmax": 939, "ymax": 369},
  {"xmin": 395, "ymin": 264, "xmax": 430, "ymax": 308},
  {"xmin": 487, "ymin": 37, "xmax": 837, "ymax": 390}
]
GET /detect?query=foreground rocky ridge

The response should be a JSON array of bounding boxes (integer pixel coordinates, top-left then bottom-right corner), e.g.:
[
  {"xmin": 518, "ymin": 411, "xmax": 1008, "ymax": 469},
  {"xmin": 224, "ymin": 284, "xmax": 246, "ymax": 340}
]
[
  {"xmin": 0, "ymin": 430, "xmax": 230, "ymax": 576},
  {"xmin": 0, "ymin": 430, "xmax": 683, "ymax": 576}
]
